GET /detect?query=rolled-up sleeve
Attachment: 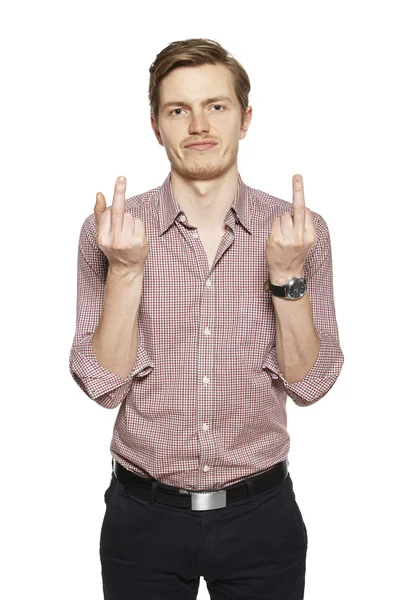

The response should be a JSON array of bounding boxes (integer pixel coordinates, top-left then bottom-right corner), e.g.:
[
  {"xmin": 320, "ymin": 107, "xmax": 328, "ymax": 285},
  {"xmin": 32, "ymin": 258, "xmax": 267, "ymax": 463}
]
[
  {"xmin": 69, "ymin": 219, "xmax": 154, "ymax": 409},
  {"xmin": 262, "ymin": 217, "xmax": 344, "ymax": 407}
]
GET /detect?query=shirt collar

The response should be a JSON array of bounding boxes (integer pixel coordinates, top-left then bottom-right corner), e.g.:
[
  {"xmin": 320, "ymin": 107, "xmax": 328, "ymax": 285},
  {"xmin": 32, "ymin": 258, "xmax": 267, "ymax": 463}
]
[{"xmin": 157, "ymin": 171, "xmax": 254, "ymax": 236}]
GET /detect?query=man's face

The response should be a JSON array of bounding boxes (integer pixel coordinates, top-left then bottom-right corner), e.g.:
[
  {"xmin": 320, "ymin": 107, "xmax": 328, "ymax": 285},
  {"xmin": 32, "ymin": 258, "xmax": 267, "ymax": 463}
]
[{"xmin": 151, "ymin": 63, "xmax": 252, "ymax": 181}]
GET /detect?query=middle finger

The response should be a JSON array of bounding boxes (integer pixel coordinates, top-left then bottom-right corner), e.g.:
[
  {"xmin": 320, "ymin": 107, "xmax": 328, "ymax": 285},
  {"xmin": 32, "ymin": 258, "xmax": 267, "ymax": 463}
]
[{"xmin": 110, "ymin": 176, "xmax": 126, "ymax": 232}]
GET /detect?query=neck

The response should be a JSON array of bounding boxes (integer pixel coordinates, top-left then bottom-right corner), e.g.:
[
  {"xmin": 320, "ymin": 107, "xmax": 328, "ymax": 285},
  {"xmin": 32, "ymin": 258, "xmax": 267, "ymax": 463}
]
[{"xmin": 170, "ymin": 167, "xmax": 239, "ymax": 230}]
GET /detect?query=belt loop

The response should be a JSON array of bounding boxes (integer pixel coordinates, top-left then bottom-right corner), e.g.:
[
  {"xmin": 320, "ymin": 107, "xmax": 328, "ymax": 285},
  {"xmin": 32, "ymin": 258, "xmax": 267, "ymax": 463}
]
[
  {"xmin": 246, "ymin": 478, "xmax": 255, "ymax": 501},
  {"xmin": 149, "ymin": 480, "xmax": 158, "ymax": 504}
]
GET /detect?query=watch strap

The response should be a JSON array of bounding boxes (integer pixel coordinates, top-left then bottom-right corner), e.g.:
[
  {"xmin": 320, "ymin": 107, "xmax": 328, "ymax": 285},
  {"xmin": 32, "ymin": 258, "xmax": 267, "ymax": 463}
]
[{"xmin": 263, "ymin": 280, "xmax": 286, "ymax": 296}]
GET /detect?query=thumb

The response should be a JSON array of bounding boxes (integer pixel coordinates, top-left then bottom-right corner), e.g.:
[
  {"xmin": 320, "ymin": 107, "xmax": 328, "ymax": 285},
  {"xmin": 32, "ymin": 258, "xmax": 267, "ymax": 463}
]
[{"xmin": 94, "ymin": 192, "xmax": 106, "ymax": 230}]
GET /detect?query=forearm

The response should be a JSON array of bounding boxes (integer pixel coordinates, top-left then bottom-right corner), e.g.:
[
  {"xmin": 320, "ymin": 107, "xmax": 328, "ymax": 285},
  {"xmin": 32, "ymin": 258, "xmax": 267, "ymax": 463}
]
[
  {"xmin": 271, "ymin": 274, "xmax": 320, "ymax": 383},
  {"xmin": 92, "ymin": 268, "xmax": 144, "ymax": 379}
]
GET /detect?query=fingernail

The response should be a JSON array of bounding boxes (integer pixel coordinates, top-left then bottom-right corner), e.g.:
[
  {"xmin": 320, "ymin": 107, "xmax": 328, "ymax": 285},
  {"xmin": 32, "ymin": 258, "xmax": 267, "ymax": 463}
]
[{"xmin": 118, "ymin": 176, "xmax": 125, "ymax": 183}]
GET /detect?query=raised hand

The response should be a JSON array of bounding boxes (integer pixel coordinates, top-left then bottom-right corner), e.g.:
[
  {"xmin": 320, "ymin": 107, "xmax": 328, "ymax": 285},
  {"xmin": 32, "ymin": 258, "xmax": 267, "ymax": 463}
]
[
  {"xmin": 94, "ymin": 176, "xmax": 149, "ymax": 277},
  {"xmin": 265, "ymin": 174, "xmax": 316, "ymax": 284}
]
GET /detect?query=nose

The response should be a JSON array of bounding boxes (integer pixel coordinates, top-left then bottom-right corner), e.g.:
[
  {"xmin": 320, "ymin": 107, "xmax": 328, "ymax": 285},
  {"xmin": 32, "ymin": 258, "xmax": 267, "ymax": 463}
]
[{"xmin": 188, "ymin": 110, "xmax": 210, "ymax": 135}]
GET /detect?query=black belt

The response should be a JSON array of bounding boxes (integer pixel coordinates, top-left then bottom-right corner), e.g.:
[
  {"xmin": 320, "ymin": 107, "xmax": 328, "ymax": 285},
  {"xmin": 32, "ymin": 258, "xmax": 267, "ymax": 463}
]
[{"xmin": 113, "ymin": 458, "xmax": 288, "ymax": 511}]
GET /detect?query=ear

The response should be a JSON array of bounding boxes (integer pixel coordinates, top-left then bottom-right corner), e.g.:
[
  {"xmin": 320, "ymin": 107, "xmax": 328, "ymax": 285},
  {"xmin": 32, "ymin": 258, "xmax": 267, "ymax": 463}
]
[
  {"xmin": 239, "ymin": 106, "xmax": 253, "ymax": 140},
  {"xmin": 150, "ymin": 112, "xmax": 164, "ymax": 146}
]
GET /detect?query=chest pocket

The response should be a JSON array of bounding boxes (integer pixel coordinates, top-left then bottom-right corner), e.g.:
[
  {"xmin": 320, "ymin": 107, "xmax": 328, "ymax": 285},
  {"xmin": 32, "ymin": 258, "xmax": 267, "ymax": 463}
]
[{"xmin": 237, "ymin": 293, "xmax": 276, "ymax": 352}]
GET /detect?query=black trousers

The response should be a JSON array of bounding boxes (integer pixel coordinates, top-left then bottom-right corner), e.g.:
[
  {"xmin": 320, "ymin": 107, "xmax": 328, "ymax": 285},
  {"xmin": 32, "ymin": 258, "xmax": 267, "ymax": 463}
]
[{"xmin": 99, "ymin": 468, "xmax": 308, "ymax": 599}]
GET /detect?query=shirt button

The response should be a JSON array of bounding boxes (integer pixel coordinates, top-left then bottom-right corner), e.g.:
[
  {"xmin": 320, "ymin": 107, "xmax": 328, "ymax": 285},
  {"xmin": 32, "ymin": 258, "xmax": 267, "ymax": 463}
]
[
  {"xmin": 204, "ymin": 326, "xmax": 211, "ymax": 336},
  {"xmin": 179, "ymin": 214, "xmax": 187, "ymax": 222},
  {"xmin": 206, "ymin": 279, "xmax": 212, "ymax": 287},
  {"xmin": 192, "ymin": 231, "xmax": 199, "ymax": 238},
  {"xmin": 203, "ymin": 465, "xmax": 210, "ymax": 472},
  {"xmin": 203, "ymin": 376, "xmax": 210, "ymax": 384},
  {"xmin": 202, "ymin": 423, "xmax": 209, "ymax": 431}
]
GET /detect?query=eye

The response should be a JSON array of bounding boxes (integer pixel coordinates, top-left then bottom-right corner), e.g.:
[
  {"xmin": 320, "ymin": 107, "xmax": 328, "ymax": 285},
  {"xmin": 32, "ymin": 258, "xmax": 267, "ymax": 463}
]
[{"xmin": 169, "ymin": 105, "xmax": 226, "ymax": 116}]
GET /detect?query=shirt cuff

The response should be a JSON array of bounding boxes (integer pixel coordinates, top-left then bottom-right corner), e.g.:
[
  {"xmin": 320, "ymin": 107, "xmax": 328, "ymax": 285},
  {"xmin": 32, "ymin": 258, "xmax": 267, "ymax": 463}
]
[
  {"xmin": 69, "ymin": 332, "xmax": 154, "ymax": 402},
  {"xmin": 262, "ymin": 330, "xmax": 343, "ymax": 405}
]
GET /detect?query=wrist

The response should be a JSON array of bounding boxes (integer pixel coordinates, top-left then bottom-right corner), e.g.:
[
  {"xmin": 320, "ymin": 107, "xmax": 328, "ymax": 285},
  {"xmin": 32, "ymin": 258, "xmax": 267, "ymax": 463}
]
[
  {"xmin": 268, "ymin": 271, "xmax": 305, "ymax": 286},
  {"xmin": 108, "ymin": 264, "xmax": 144, "ymax": 282}
]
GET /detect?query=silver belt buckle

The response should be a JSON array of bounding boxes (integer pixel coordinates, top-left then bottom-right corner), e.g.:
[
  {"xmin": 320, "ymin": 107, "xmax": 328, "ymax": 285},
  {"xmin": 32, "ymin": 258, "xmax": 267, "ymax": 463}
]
[{"xmin": 188, "ymin": 489, "xmax": 227, "ymax": 511}]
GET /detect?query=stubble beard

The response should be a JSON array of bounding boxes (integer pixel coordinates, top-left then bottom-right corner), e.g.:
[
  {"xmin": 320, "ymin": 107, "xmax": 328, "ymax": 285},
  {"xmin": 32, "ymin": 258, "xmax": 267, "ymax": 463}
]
[{"xmin": 170, "ymin": 144, "xmax": 239, "ymax": 181}]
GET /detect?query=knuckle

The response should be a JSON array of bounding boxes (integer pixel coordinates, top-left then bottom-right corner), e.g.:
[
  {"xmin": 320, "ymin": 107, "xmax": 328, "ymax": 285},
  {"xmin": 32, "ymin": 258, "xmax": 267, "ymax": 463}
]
[
  {"xmin": 109, "ymin": 238, "xmax": 127, "ymax": 250},
  {"xmin": 96, "ymin": 234, "xmax": 107, "ymax": 247}
]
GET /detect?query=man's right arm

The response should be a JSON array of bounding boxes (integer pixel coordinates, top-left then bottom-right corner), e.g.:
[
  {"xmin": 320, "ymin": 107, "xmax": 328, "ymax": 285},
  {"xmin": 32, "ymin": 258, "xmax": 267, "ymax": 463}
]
[
  {"xmin": 69, "ymin": 222, "xmax": 154, "ymax": 409},
  {"xmin": 92, "ymin": 267, "xmax": 143, "ymax": 379}
]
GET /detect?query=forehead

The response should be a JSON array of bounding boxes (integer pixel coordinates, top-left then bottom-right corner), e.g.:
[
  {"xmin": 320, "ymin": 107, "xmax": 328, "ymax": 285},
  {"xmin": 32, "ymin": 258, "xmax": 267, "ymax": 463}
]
[{"xmin": 159, "ymin": 63, "xmax": 235, "ymax": 103}]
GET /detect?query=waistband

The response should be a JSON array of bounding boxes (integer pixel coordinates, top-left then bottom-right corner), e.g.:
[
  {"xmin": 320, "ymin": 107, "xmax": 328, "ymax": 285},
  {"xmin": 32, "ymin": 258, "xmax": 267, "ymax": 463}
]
[{"xmin": 112, "ymin": 458, "xmax": 289, "ymax": 511}]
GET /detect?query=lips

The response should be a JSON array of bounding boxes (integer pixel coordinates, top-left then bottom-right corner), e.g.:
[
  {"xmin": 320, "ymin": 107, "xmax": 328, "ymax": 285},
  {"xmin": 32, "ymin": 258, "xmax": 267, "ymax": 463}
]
[{"xmin": 184, "ymin": 141, "xmax": 218, "ymax": 149}]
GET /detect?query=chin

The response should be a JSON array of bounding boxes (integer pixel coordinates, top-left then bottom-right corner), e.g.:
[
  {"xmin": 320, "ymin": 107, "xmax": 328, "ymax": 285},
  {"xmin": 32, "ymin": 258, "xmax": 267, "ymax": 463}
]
[
  {"xmin": 182, "ymin": 166, "xmax": 224, "ymax": 180},
  {"xmin": 172, "ymin": 153, "xmax": 237, "ymax": 181}
]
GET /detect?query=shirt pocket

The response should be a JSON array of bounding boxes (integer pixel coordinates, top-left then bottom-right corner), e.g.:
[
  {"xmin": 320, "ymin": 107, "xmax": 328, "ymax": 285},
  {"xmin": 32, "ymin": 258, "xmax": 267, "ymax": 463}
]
[{"xmin": 237, "ymin": 292, "xmax": 276, "ymax": 352}]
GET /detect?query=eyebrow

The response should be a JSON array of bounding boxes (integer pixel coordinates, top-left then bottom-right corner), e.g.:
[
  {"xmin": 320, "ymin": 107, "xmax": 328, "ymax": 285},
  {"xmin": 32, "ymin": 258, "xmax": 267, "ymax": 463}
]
[{"xmin": 161, "ymin": 96, "xmax": 233, "ymax": 111}]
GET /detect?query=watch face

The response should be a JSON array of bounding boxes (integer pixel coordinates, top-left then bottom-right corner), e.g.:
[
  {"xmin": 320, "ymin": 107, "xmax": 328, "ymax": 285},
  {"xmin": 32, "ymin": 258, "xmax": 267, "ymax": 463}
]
[{"xmin": 289, "ymin": 279, "xmax": 306, "ymax": 299}]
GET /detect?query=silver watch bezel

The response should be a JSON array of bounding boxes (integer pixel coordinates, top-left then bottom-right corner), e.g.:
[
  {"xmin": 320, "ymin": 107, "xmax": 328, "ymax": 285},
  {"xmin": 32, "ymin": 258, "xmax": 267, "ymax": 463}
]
[{"xmin": 285, "ymin": 277, "xmax": 307, "ymax": 300}]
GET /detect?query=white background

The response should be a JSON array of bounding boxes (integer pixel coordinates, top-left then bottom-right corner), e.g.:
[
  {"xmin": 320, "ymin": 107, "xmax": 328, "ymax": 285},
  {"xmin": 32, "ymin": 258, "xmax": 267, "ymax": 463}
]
[{"xmin": 1, "ymin": 1, "xmax": 400, "ymax": 598}]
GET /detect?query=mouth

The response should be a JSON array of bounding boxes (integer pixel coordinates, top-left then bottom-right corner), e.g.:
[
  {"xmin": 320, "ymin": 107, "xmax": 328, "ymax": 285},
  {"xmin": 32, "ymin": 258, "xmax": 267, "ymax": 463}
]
[{"xmin": 184, "ymin": 142, "xmax": 218, "ymax": 151}]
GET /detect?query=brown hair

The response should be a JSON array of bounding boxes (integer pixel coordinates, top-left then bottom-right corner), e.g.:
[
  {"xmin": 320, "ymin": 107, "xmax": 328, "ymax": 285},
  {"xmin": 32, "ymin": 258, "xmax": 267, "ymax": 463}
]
[{"xmin": 148, "ymin": 38, "xmax": 251, "ymax": 129}]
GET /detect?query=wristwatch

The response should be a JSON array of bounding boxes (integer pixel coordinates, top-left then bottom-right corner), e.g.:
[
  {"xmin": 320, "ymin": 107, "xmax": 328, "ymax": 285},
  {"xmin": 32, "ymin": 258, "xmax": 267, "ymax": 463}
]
[{"xmin": 263, "ymin": 276, "xmax": 307, "ymax": 300}]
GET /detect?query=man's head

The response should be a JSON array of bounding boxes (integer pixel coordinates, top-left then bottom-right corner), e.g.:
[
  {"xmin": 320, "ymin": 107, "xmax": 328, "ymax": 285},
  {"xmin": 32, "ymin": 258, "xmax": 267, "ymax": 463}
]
[{"xmin": 148, "ymin": 38, "xmax": 252, "ymax": 181}]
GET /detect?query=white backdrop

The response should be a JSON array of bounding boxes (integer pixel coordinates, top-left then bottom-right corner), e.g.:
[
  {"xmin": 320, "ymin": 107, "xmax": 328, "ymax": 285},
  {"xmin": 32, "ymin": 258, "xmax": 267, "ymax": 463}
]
[{"xmin": 1, "ymin": 1, "xmax": 400, "ymax": 598}]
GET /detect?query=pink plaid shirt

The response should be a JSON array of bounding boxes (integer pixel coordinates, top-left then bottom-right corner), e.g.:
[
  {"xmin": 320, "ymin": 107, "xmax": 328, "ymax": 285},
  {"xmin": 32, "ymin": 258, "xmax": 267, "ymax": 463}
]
[{"xmin": 69, "ymin": 172, "xmax": 344, "ymax": 490}]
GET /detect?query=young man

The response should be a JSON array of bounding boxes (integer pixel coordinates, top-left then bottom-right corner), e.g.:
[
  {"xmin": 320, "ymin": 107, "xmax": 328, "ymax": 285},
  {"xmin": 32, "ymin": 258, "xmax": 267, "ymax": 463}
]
[{"xmin": 69, "ymin": 38, "xmax": 344, "ymax": 600}]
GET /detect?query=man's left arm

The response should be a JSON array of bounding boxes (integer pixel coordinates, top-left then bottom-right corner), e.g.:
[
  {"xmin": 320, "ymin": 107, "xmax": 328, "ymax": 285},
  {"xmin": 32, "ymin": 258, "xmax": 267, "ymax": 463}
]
[
  {"xmin": 262, "ymin": 175, "xmax": 345, "ymax": 406},
  {"xmin": 272, "ymin": 276, "xmax": 321, "ymax": 385}
]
